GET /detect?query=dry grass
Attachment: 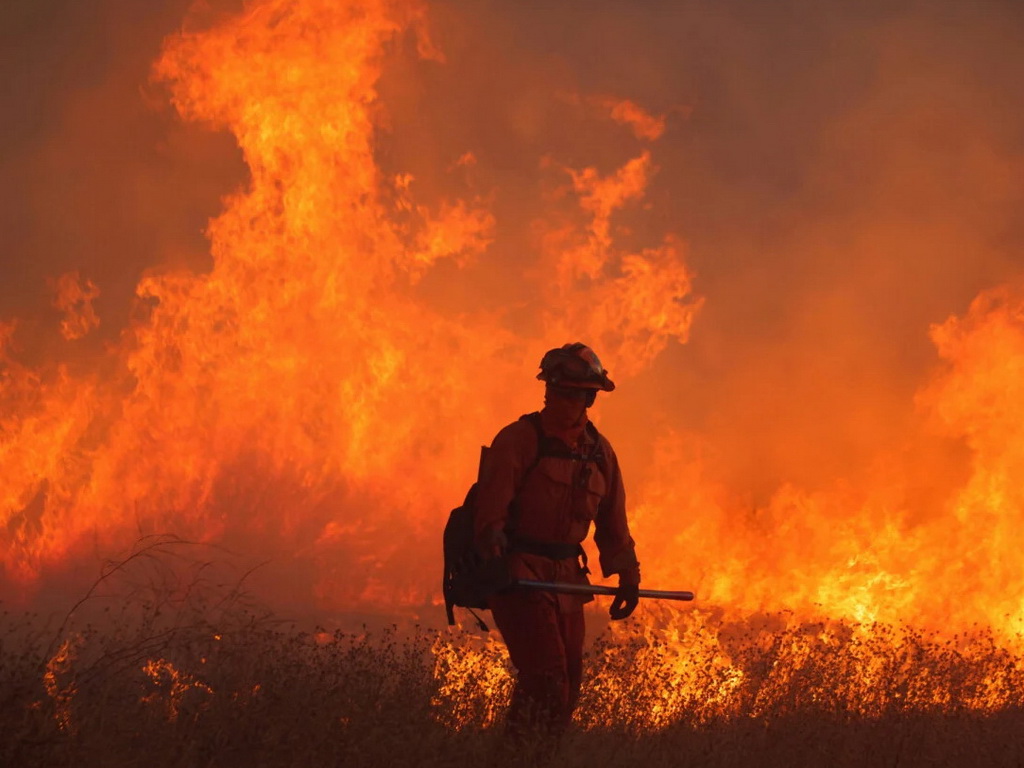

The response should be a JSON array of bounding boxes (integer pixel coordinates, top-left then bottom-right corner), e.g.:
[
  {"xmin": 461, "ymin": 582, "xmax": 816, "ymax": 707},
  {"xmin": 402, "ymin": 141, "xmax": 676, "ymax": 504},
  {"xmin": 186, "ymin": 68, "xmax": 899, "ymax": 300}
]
[{"xmin": 3, "ymin": 541, "xmax": 1024, "ymax": 767}]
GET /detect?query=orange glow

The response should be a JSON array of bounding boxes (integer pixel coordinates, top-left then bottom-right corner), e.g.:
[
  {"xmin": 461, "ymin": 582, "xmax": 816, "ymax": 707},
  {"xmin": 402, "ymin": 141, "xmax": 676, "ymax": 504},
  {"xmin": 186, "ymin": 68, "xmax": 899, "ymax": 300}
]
[
  {"xmin": 600, "ymin": 97, "xmax": 667, "ymax": 141},
  {"xmin": 43, "ymin": 637, "xmax": 80, "ymax": 732},
  {"xmin": 51, "ymin": 271, "xmax": 101, "ymax": 341},
  {"xmin": 4, "ymin": 0, "xmax": 1024, "ymax": 730},
  {"xmin": 0, "ymin": 0, "xmax": 696, "ymax": 605},
  {"xmin": 142, "ymin": 658, "xmax": 214, "ymax": 721}
]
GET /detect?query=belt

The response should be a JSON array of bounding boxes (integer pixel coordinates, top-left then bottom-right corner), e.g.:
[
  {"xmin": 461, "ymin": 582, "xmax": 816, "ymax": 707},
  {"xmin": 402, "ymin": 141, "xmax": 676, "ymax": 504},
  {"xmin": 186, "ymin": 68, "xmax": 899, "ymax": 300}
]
[{"xmin": 510, "ymin": 537, "xmax": 584, "ymax": 561}]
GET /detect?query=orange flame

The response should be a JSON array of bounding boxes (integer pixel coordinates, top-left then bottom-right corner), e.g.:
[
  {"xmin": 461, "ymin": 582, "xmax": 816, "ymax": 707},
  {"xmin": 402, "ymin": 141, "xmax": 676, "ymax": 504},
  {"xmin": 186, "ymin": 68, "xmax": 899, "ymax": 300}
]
[
  {"xmin": 51, "ymin": 271, "xmax": 101, "ymax": 341},
  {"xmin": 0, "ymin": 0, "xmax": 696, "ymax": 614},
  {"xmin": 2, "ymin": 0, "xmax": 1024, "ymax": 677},
  {"xmin": 142, "ymin": 657, "xmax": 214, "ymax": 721},
  {"xmin": 633, "ymin": 284, "xmax": 1024, "ymax": 641},
  {"xmin": 43, "ymin": 636, "xmax": 80, "ymax": 732}
]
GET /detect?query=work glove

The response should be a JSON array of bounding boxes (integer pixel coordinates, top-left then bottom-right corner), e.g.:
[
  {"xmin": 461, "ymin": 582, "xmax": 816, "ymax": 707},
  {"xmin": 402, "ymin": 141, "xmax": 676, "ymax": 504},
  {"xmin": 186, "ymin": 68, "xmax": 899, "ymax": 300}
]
[{"xmin": 609, "ymin": 569, "xmax": 640, "ymax": 621}]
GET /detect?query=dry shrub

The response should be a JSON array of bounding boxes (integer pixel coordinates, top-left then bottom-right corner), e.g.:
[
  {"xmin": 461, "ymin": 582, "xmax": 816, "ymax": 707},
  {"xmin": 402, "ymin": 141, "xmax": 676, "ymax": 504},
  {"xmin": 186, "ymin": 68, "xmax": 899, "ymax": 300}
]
[{"xmin": 3, "ymin": 542, "xmax": 1024, "ymax": 767}]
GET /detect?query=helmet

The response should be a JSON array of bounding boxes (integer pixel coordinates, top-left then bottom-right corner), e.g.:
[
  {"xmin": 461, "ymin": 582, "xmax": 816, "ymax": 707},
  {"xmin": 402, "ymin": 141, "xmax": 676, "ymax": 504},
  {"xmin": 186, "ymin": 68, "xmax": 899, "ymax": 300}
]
[{"xmin": 536, "ymin": 342, "xmax": 616, "ymax": 391}]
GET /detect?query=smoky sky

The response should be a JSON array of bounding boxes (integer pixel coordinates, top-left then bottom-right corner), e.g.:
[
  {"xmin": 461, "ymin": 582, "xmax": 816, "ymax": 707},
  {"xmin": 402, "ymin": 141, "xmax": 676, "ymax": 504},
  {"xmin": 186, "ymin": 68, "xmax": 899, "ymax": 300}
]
[
  {"xmin": 3, "ymin": 0, "xmax": 1024, "ymax": 505},
  {"xmin": 0, "ymin": 0, "xmax": 244, "ymax": 352}
]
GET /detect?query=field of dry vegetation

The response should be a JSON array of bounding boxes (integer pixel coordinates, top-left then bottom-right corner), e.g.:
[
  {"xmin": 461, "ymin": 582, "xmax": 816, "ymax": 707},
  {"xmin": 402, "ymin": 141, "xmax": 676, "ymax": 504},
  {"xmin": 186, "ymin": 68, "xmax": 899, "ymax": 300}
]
[{"xmin": 3, "ymin": 542, "xmax": 1024, "ymax": 767}]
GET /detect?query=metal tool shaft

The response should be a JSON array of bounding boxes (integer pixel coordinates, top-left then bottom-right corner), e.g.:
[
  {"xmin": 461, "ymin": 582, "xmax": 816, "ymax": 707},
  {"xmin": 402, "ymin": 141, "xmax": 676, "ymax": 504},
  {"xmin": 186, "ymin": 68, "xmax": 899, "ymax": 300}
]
[{"xmin": 515, "ymin": 579, "xmax": 694, "ymax": 601}]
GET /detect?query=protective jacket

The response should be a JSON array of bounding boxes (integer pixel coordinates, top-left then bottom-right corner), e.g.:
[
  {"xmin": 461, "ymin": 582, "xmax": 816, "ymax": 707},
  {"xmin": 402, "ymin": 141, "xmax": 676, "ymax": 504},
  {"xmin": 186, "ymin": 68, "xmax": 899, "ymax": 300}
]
[{"xmin": 474, "ymin": 411, "xmax": 640, "ymax": 611}]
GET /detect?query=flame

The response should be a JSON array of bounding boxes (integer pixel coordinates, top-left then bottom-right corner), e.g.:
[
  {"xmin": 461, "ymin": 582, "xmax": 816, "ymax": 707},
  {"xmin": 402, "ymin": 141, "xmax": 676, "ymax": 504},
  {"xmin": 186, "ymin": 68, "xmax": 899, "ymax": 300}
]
[
  {"xmin": 4, "ymin": 0, "xmax": 1024, "ymax": 730},
  {"xmin": 142, "ymin": 657, "xmax": 214, "ymax": 721},
  {"xmin": 0, "ymin": 0, "xmax": 695, "ymax": 607},
  {"xmin": 598, "ymin": 97, "xmax": 667, "ymax": 142},
  {"xmin": 431, "ymin": 633, "xmax": 512, "ymax": 729},
  {"xmin": 633, "ymin": 284, "xmax": 1024, "ymax": 641},
  {"xmin": 43, "ymin": 636, "xmax": 80, "ymax": 732},
  {"xmin": 51, "ymin": 272, "xmax": 101, "ymax": 341}
]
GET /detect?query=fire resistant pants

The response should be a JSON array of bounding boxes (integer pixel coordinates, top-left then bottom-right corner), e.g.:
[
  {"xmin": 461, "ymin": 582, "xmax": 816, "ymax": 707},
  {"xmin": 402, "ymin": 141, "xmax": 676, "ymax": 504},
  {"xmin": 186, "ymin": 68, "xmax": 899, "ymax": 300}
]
[{"xmin": 489, "ymin": 588, "xmax": 586, "ymax": 735}]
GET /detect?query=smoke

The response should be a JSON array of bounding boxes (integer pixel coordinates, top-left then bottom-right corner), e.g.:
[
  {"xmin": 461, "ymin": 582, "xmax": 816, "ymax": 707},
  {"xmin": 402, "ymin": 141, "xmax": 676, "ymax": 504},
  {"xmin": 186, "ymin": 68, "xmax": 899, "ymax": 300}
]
[
  {"xmin": 0, "ymin": 0, "xmax": 245, "ymax": 355},
  {"xmin": 4, "ymin": 0, "xmax": 1024, "ymax": 624},
  {"xmin": 376, "ymin": 0, "xmax": 1024, "ymax": 499}
]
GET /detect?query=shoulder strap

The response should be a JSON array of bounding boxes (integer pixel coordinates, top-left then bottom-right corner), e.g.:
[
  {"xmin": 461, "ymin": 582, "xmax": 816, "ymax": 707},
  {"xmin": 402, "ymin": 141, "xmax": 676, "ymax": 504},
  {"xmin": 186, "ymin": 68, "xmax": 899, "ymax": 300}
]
[
  {"xmin": 503, "ymin": 412, "xmax": 547, "ymax": 535},
  {"xmin": 584, "ymin": 421, "xmax": 606, "ymax": 471},
  {"xmin": 517, "ymin": 411, "xmax": 546, "ymax": 485},
  {"xmin": 517, "ymin": 412, "xmax": 606, "ymax": 470}
]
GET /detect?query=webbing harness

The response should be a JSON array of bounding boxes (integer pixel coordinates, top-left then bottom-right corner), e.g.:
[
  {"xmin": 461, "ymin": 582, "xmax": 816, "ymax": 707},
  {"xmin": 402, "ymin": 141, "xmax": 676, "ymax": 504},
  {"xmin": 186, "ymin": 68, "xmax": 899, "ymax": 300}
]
[
  {"xmin": 443, "ymin": 412, "xmax": 605, "ymax": 630},
  {"xmin": 505, "ymin": 412, "xmax": 605, "ymax": 573}
]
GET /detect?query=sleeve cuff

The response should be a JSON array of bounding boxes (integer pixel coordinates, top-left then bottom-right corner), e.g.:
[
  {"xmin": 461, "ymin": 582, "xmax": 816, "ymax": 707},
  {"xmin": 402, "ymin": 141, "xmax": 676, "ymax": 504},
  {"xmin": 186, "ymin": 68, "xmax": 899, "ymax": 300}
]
[
  {"xmin": 617, "ymin": 564, "xmax": 641, "ymax": 586},
  {"xmin": 600, "ymin": 547, "xmax": 640, "ymax": 579}
]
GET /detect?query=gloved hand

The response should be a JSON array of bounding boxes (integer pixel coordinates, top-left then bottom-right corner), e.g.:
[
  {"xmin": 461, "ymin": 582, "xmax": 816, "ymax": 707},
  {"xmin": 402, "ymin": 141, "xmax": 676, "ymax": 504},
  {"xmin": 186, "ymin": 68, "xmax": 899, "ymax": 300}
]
[{"xmin": 609, "ymin": 570, "xmax": 640, "ymax": 621}]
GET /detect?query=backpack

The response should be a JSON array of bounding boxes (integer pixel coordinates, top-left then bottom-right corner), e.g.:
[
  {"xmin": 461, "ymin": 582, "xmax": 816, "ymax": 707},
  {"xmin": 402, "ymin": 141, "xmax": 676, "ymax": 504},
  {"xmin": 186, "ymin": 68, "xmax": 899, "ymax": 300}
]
[{"xmin": 442, "ymin": 412, "xmax": 605, "ymax": 630}]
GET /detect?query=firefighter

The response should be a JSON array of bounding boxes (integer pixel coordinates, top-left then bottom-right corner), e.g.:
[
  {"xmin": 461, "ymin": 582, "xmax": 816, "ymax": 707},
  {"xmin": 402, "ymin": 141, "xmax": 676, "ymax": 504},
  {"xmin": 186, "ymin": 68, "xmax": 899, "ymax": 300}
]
[{"xmin": 474, "ymin": 342, "xmax": 641, "ymax": 736}]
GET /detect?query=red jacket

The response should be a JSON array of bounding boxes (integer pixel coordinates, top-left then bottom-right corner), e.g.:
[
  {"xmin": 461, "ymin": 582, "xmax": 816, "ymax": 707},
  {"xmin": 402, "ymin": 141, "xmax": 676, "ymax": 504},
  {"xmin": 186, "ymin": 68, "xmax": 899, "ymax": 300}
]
[{"xmin": 474, "ymin": 411, "xmax": 640, "ymax": 611}]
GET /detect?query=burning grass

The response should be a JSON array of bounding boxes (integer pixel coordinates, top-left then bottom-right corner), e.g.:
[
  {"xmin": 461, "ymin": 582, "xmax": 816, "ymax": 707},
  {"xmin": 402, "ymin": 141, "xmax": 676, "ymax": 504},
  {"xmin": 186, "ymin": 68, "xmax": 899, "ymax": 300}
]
[{"xmin": 3, "ymin": 547, "xmax": 1024, "ymax": 768}]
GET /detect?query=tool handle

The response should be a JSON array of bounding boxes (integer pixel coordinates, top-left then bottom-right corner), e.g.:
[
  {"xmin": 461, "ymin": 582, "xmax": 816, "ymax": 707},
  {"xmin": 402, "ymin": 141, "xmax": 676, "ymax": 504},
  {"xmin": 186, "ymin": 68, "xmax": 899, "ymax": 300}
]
[{"xmin": 515, "ymin": 579, "xmax": 695, "ymax": 601}]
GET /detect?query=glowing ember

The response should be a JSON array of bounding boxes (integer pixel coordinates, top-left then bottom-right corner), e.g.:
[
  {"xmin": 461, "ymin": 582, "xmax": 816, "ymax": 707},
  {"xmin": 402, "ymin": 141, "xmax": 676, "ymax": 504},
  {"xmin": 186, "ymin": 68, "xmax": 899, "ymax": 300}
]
[
  {"xmin": 43, "ymin": 636, "xmax": 80, "ymax": 732},
  {"xmin": 142, "ymin": 657, "xmax": 214, "ymax": 721}
]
